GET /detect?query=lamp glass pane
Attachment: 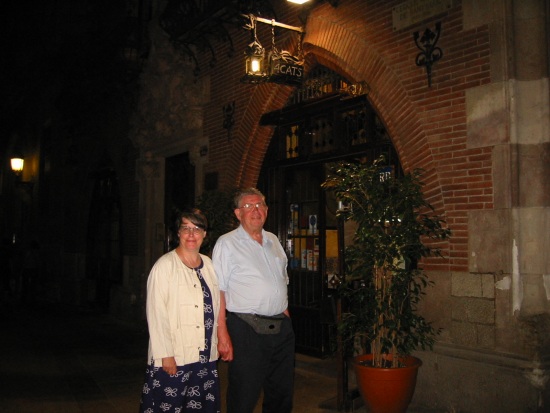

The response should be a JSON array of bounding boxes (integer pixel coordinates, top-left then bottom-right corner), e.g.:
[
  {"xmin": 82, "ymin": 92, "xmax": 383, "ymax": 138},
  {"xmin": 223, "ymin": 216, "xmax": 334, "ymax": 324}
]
[{"xmin": 11, "ymin": 158, "xmax": 24, "ymax": 172}]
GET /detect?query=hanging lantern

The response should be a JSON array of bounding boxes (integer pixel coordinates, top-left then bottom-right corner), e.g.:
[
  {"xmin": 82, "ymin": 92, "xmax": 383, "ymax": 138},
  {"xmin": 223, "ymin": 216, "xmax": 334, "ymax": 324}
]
[
  {"xmin": 243, "ymin": 39, "xmax": 268, "ymax": 82},
  {"xmin": 241, "ymin": 17, "xmax": 268, "ymax": 84}
]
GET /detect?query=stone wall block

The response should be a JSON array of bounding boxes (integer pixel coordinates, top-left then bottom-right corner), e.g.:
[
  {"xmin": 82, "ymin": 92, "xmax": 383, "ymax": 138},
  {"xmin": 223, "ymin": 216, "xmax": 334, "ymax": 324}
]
[
  {"xmin": 512, "ymin": 5, "xmax": 548, "ymax": 80},
  {"xmin": 452, "ymin": 297, "xmax": 495, "ymax": 324},
  {"xmin": 469, "ymin": 298, "xmax": 495, "ymax": 324},
  {"xmin": 462, "ymin": 0, "xmax": 494, "ymax": 31},
  {"xmin": 450, "ymin": 320, "xmax": 477, "ymax": 346},
  {"xmin": 481, "ymin": 273, "xmax": 495, "ymax": 298},
  {"xmin": 547, "ymin": 207, "xmax": 550, "ymax": 274},
  {"xmin": 452, "ymin": 272, "xmax": 482, "ymax": 297},
  {"xmin": 492, "ymin": 144, "xmax": 512, "ymax": 209},
  {"xmin": 420, "ymin": 271, "xmax": 452, "ymax": 342},
  {"xmin": 521, "ymin": 273, "xmax": 550, "ymax": 315},
  {"xmin": 452, "ymin": 297, "xmax": 469, "ymax": 322},
  {"xmin": 477, "ymin": 324, "xmax": 496, "ymax": 348},
  {"xmin": 514, "ymin": 81, "xmax": 550, "ymax": 147},
  {"xmin": 466, "ymin": 82, "xmax": 508, "ymax": 148},
  {"xmin": 469, "ymin": 209, "xmax": 511, "ymax": 273},
  {"xmin": 517, "ymin": 143, "xmax": 550, "ymax": 208},
  {"xmin": 516, "ymin": 207, "xmax": 549, "ymax": 275},
  {"xmin": 494, "ymin": 278, "xmax": 536, "ymax": 356}
]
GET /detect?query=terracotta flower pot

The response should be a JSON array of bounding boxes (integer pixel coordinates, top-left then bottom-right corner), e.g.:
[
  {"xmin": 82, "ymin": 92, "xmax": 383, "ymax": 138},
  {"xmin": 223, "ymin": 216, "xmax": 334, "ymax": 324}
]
[{"xmin": 353, "ymin": 354, "xmax": 422, "ymax": 413}]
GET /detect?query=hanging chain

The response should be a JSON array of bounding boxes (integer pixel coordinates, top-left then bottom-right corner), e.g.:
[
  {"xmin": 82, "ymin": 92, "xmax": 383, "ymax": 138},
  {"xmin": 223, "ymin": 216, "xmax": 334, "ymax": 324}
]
[
  {"xmin": 271, "ymin": 20, "xmax": 276, "ymax": 52},
  {"xmin": 298, "ymin": 31, "xmax": 304, "ymax": 60},
  {"xmin": 251, "ymin": 15, "xmax": 258, "ymax": 43}
]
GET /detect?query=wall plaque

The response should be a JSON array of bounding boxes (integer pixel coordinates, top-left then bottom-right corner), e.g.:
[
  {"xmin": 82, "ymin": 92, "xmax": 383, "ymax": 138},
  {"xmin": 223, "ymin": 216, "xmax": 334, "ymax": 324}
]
[{"xmin": 392, "ymin": 0, "xmax": 454, "ymax": 31}]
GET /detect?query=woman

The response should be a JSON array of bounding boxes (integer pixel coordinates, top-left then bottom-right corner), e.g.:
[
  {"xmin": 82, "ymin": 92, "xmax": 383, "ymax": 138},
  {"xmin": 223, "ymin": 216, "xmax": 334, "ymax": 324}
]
[{"xmin": 139, "ymin": 209, "xmax": 221, "ymax": 413}]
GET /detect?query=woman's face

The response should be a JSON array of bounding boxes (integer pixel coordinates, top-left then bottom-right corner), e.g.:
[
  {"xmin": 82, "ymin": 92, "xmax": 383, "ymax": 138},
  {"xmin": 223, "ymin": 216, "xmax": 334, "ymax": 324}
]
[{"xmin": 177, "ymin": 218, "xmax": 206, "ymax": 252}]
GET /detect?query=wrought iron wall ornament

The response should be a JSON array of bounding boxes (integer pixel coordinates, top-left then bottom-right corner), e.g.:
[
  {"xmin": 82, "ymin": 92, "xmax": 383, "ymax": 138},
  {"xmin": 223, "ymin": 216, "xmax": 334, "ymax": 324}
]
[
  {"xmin": 413, "ymin": 22, "xmax": 443, "ymax": 87},
  {"xmin": 160, "ymin": 0, "xmax": 276, "ymax": 76},
  {"xmin": 223, "ymin": 101, "xmax": 236, "ymax": 139}
]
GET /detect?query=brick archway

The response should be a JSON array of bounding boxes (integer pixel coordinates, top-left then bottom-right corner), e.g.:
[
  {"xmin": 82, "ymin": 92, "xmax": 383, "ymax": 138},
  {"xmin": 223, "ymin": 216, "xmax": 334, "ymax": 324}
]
[
  {"xmin": 305, "ymin": 15, "xmax": 444, "ymax": 212},
  {"xmin": 237, "ymin": 13, "xmax": 446, "ymax": 220},
  {"xmin": 230, "ymin": 82, "xmax": 294, "ymax": 189}
]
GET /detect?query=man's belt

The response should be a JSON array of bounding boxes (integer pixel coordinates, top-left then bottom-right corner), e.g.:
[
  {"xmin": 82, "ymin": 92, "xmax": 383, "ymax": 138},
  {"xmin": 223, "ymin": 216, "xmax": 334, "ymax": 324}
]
[{"xmin": 229, "ymin": 311, "xmax": 286, "ymax": 334}]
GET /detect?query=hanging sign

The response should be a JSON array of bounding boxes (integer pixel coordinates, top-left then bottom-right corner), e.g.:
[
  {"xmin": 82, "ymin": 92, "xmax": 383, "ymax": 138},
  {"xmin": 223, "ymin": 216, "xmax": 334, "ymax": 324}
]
[{"xmin": 268, "ymin": 49, "xmax": 304, "ymax": 86}]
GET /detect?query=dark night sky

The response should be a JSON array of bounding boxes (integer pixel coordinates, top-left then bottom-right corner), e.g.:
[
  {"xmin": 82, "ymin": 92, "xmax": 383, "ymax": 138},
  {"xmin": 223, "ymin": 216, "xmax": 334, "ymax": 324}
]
[{"xmin": 1, "ymin": 0, "xmax": 130, "ymax": 153}]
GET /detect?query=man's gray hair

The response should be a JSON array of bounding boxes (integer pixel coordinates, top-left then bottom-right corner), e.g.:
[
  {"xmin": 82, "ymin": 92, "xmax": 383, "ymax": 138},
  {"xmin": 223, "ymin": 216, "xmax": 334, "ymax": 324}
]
[{"xmin": 234, "ymin": 187, "xmax": 265, "ymax": 208}]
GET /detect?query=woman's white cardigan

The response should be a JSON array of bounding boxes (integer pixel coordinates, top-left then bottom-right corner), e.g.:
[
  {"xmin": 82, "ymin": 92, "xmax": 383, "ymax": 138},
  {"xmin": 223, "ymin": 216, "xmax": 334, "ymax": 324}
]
[{"xmin": 146, "ymin": 250, "xmax": 220, "ymax": 367}]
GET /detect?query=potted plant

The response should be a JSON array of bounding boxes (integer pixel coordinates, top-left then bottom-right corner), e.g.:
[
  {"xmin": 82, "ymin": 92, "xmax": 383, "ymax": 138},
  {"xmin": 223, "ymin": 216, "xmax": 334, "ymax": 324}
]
[{"xmin": 322, "ymin": 156, "xmax": 451, "ymax": 413}]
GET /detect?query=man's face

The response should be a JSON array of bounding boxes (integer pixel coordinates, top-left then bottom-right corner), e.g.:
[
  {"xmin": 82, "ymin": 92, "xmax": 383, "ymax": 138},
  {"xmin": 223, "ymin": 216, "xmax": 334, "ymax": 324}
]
[{"xmin": 234, "ymin": 194, "xmax": 268, "ymax": 233}]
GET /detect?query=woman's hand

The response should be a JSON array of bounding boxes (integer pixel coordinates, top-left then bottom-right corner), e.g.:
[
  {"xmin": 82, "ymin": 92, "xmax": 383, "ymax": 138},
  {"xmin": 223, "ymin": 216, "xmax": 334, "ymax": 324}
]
[
  {"xmin": 217, "ymin": 325, "xmax": 233, "ymax": 362},
  {"xmin": 162, "ymin": 356, "xmax": 177, "ymax": 375},
  {"xmin": 217, "ymin": 292, "xmax": 233, "ymax": 361}
]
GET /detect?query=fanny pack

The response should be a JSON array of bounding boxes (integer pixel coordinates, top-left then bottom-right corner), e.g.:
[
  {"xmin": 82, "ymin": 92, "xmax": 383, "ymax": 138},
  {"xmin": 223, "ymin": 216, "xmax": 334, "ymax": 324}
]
[{"xmin": 232, "ymin": 312, "xmax": 286, "ymax": 335}]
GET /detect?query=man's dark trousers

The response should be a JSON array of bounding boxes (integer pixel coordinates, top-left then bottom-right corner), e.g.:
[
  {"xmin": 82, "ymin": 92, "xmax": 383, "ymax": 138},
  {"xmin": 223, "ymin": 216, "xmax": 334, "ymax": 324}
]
[{"xmin": 226, "ymin": 311, "xmax": 295, "ymax": 413}]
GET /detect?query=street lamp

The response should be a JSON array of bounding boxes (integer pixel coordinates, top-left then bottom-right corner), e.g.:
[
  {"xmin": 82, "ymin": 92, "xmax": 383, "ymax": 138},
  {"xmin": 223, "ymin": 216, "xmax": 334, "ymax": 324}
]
[
  {"xmin": 10, "ymin": 156, "xmax": 24, "ymax": 175},
  {"xmin": 10, "ymin": 154, "xmax": 34, "ymax": 190}
]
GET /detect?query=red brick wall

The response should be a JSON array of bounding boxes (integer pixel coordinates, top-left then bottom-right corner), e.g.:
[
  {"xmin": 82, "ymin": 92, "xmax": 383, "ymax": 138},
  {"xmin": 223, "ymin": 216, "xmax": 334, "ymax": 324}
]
[{"xmin": 198, "ymin": 0, "xmax": 492, "ymax": 272}]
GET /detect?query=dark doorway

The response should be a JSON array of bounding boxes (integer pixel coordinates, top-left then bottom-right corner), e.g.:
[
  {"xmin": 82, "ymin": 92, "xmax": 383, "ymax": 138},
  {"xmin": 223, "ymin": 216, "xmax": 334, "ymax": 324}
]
[
  {"xmin": 86, "ymin": 168, "xmax": 122, "ymax": 312},
  {"xmin": 164, "ymin": 152, "xmax": 195, "ymax": 251},
  {"xmin": 259, "ymin": 66, "xmax": 402, "ymax": 357}
]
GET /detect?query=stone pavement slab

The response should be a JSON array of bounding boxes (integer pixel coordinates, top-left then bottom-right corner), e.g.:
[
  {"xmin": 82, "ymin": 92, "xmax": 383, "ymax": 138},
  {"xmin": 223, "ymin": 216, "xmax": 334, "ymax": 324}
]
[{"xmin": 0, "ymin": 301, "xmax": 438, "ymax": 413}]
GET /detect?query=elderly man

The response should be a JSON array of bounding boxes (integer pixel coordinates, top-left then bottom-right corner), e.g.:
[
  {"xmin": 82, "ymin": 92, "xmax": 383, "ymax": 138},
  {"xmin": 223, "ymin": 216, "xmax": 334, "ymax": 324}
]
[{"xmin": 213, "ymin": 187, "xmax": 295, "ymax": 413}]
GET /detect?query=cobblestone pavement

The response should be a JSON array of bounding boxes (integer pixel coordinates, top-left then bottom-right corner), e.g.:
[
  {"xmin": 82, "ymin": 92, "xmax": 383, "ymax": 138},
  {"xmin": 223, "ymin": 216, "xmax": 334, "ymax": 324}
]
[{"xmin": 0, "ymin": 300, "xmax": 438, "ymax": 413}]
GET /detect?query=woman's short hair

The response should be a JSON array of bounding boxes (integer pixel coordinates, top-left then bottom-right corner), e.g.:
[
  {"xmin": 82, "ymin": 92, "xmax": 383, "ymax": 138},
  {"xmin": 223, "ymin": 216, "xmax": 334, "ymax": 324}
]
[{"xmin": 174, "ymin": 208, "xmax": 208, "ymax": 232}]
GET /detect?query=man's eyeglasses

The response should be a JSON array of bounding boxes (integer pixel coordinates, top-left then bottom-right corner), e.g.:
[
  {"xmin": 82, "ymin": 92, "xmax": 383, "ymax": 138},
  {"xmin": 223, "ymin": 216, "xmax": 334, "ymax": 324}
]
[
  {"xmin": 239, "ymin": 202, "xmax": 267, "ymax": 211},
  {"xmin": 179, "ymin": 225, "xmax": 205, "ymax": 235}
]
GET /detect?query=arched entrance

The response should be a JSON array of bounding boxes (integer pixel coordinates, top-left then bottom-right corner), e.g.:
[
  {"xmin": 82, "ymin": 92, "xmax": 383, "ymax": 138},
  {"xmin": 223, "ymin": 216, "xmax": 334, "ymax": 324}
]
[{"xmin": 259, "ymin": 66, "xmax": 403, "ymax": 356}]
